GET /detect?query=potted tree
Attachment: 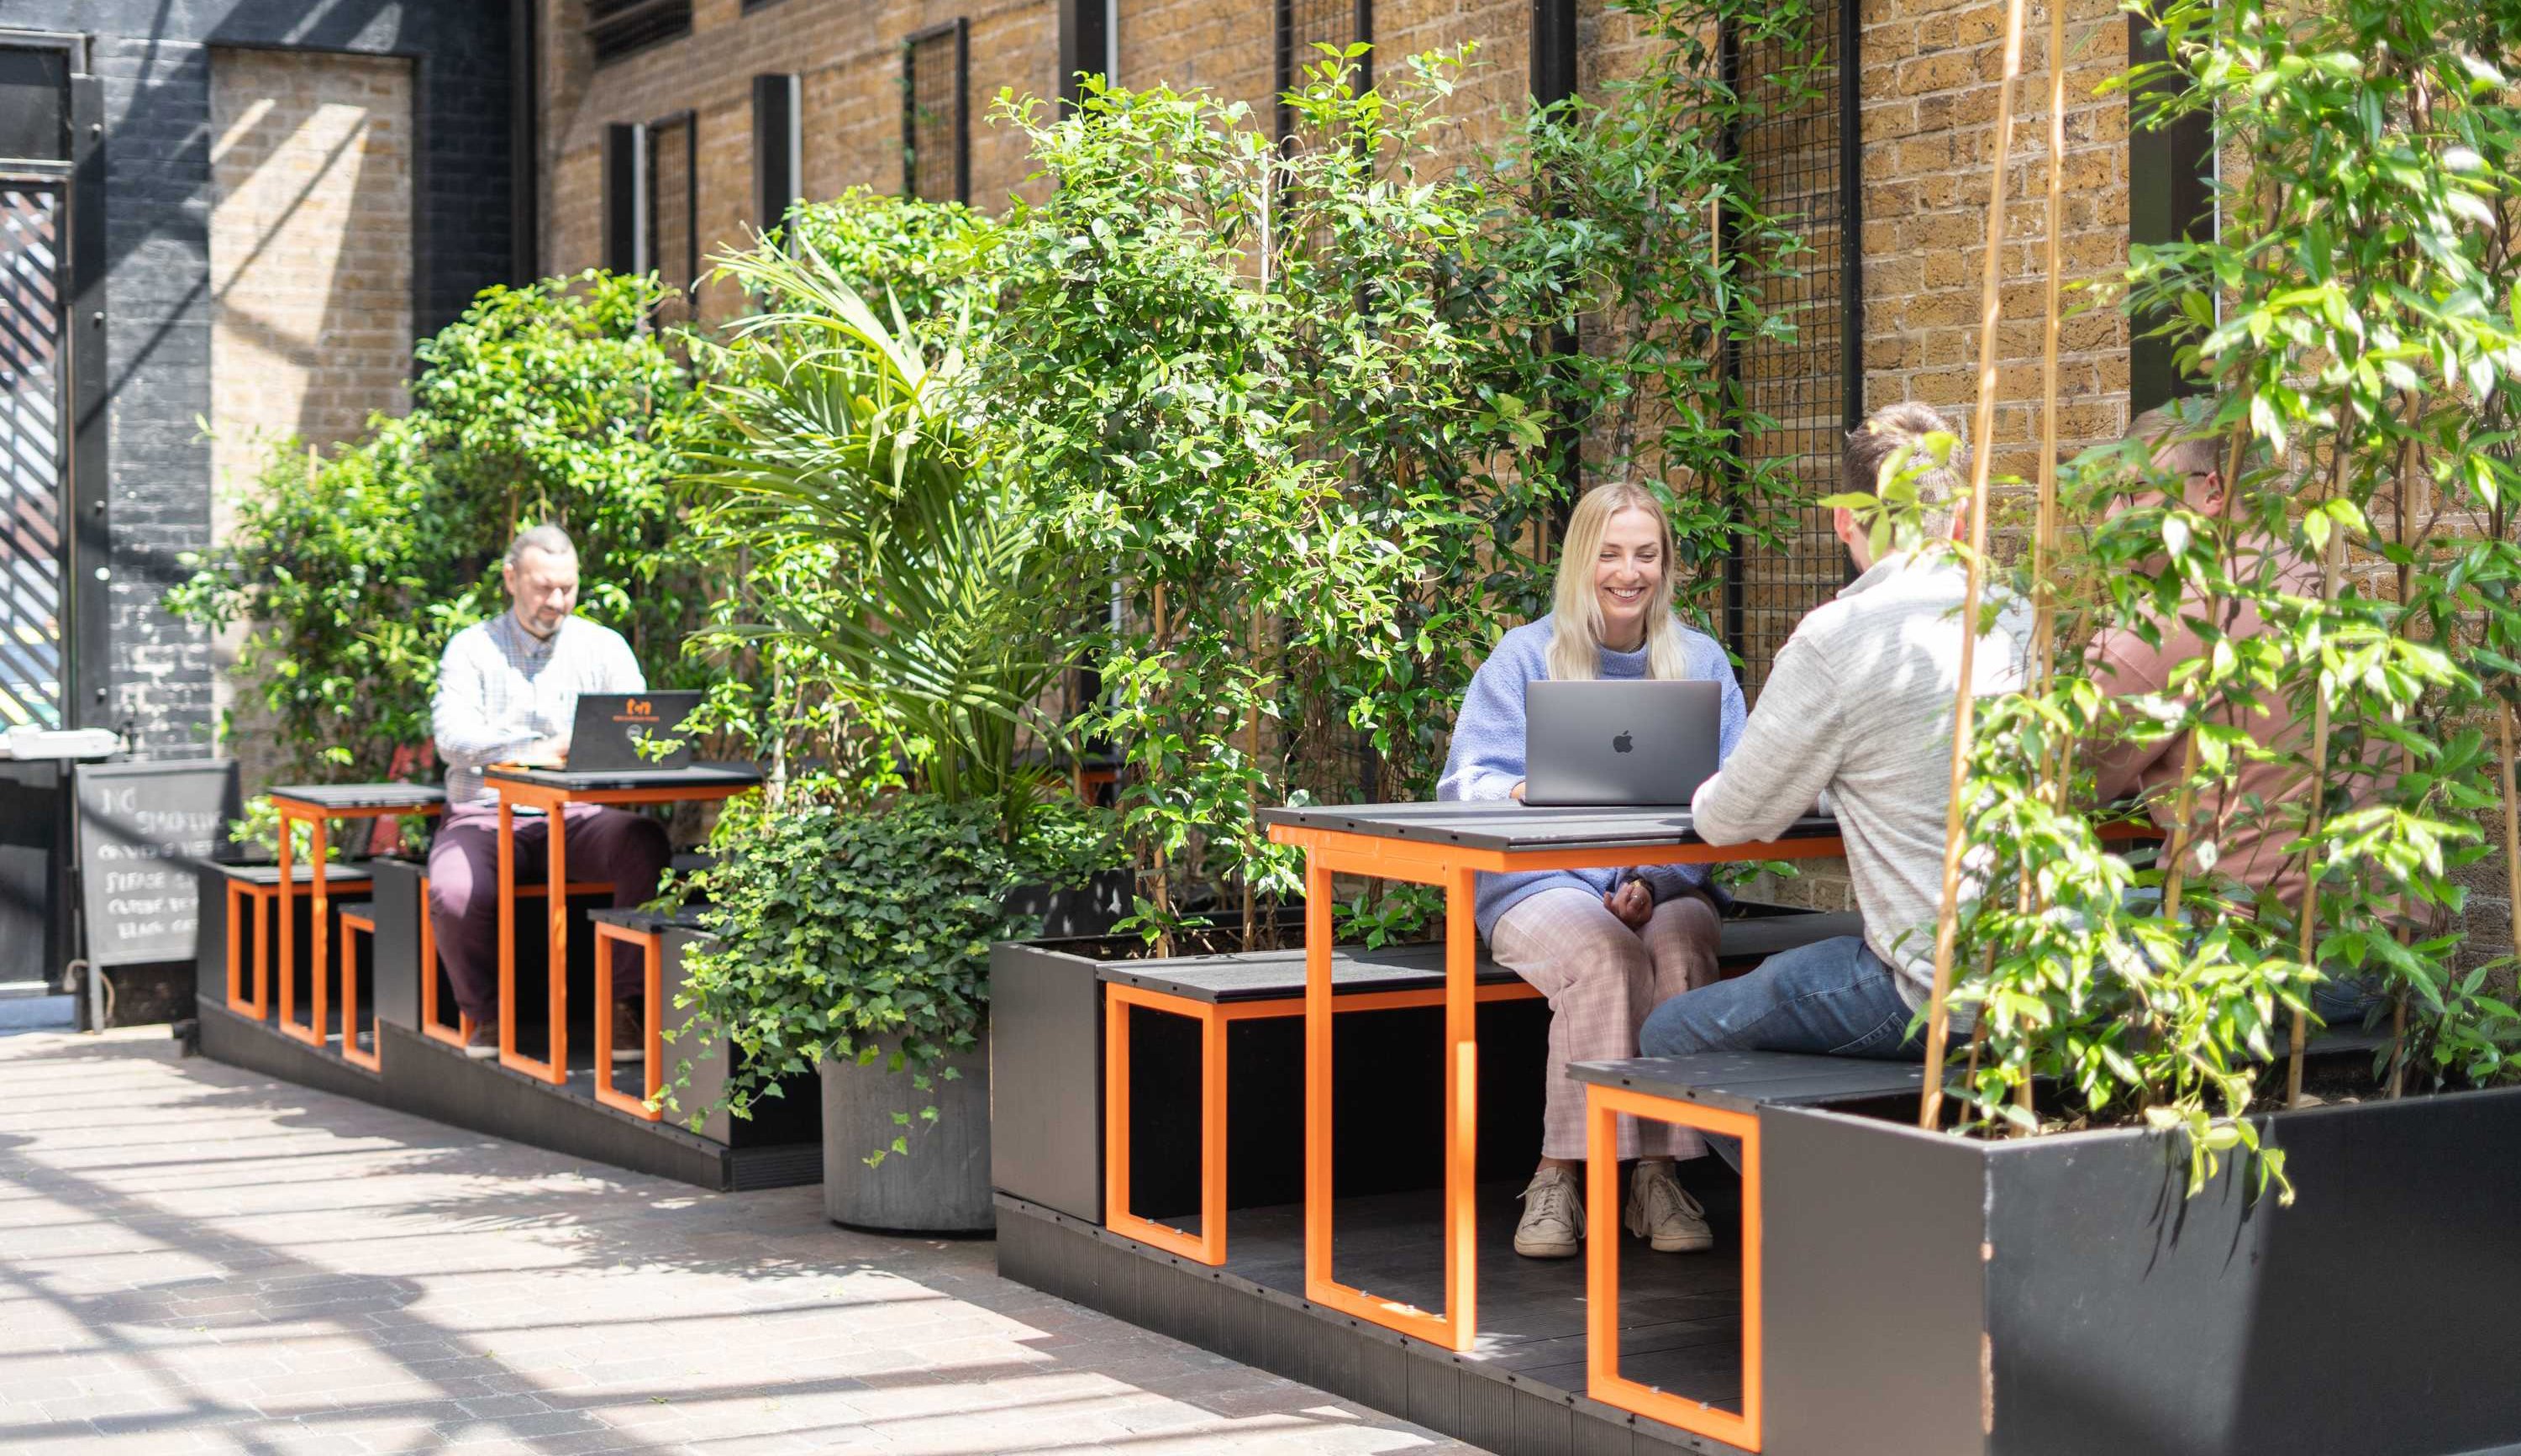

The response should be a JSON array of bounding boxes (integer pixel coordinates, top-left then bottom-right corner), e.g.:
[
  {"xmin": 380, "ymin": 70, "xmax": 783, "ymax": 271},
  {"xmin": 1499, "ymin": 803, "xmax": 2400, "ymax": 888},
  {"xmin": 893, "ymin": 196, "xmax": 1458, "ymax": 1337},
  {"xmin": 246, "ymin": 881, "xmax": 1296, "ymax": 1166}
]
[{"xmin": 667, "ymin": 223, "xmax": 1114, "ymax": 1233}]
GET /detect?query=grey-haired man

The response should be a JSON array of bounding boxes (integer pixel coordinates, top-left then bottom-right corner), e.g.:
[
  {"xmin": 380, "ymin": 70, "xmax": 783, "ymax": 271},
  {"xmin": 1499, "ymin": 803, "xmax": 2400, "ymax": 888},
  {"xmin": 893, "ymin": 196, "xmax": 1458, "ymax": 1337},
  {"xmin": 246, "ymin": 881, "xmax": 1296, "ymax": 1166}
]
[{"xmin": 427, "ymin": 525, "xmax": 670, "ymax": 1060}]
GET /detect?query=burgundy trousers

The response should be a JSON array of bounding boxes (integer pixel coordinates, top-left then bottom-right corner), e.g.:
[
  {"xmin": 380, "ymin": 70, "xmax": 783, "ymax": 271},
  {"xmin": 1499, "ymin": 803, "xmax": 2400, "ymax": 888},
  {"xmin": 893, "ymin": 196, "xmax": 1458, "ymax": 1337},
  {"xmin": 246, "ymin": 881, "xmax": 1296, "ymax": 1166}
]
[{"xmin": 426, "ymin": 802, "xmax": 672, "ymax": 1022}]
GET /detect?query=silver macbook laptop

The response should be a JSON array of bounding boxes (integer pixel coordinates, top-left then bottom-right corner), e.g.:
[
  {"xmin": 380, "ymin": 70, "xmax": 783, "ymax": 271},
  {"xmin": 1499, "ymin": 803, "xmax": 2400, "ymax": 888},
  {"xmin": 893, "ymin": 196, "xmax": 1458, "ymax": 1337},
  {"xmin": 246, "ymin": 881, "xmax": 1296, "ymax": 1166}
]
[{"xmin": 1523, "ymin": 680, "xmax": 1720, "ymax": 807}]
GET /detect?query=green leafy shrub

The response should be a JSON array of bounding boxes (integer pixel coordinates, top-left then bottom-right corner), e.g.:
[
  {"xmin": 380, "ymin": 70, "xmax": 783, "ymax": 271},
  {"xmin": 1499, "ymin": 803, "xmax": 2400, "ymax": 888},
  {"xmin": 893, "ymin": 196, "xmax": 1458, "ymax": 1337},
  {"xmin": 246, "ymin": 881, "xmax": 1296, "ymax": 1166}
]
[
  {"xmin": 666, "ymin": 783, "xmax": 1116, "ymax": 1153},
  {"xmin": 982, "ymin": 32, "xmax": 1812, "ymax": 951},
  {"xmin": 685, "ymin": 223, "xmax": 1092, "ymax": 823},
  {"xmin": 167, "ymin": 270, "xmax": 715, "ymax": 786},
  {"xmin": 772, "ymin": 187, "xmax": 994, "ymax": 337},
  {"xmin": 1933, "ymin": 0, "xmax": 2521, "ymax": 1196}
]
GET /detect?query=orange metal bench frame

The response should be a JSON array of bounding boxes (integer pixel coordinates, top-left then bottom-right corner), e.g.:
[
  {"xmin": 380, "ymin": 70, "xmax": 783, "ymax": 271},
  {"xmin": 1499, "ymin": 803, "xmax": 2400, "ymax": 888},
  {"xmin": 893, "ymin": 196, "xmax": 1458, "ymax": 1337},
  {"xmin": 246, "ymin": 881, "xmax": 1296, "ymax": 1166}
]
[
  {"xmin": 337, "ymin": 910, "xmax": 381, "ymax": 1072},
  {"xmin": 1585, "ymin": 1083, "xmax": 1763, "ymax": 1451},
  {"xmin": 1103, "ymin": 977, "xmax": 1544, "ymax": 1266},
  {"xmin": 592, "ymin": 918, "xmax": 666, "ymax": 1120},
  {"xmin": 1261, "ymin": 821, "xmax": 1841, "ymax": 1354},
  {"xmin": 226, "ymin": 875, "xmax": 373, "ymax": 1025}
]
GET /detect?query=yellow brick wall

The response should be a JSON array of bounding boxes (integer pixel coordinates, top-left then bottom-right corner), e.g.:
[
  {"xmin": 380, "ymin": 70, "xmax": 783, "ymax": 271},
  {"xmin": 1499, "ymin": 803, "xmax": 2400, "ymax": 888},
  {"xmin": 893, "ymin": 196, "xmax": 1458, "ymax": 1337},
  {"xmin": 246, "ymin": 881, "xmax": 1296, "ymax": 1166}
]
[
  {"xmin": 541, "ymin": 0, "xmax": 1058, "ymax": 323},
  {"xmin": 1860, "ymin": 0, "xmax": 2132, "ymax": 479},
  {"xmin": 206, "ymin": 45, "xmax": 416, "ymax": 767},
  {"xmin": 208, "ymin": 48, "xmax": 414, "ymax": 486}
]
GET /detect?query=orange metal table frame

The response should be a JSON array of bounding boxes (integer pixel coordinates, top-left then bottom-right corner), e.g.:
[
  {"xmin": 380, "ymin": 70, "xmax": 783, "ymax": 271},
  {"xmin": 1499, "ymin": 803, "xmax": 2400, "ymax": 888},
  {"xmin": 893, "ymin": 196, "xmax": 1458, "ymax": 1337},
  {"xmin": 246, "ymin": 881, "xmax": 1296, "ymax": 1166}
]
[
  {"xmin": 1261, "ymin": 813, "xmax": 1842, "ymax": 1354},
  {"xmin": 487, "ymin": 770, "xmax": 755, "ymax": 1085},
  {"xmin": 271, "ymin": 790, "xmax": 441, "ymax": 1049}
]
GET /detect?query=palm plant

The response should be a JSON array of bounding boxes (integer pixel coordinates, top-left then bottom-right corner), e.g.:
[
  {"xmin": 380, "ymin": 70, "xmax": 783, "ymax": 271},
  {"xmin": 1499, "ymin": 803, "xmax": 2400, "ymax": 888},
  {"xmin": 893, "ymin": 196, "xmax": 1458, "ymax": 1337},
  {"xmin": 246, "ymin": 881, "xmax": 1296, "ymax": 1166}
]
[{"xmin": 686, "ymin": 238, "xmax": 1088, "ymax": 830}]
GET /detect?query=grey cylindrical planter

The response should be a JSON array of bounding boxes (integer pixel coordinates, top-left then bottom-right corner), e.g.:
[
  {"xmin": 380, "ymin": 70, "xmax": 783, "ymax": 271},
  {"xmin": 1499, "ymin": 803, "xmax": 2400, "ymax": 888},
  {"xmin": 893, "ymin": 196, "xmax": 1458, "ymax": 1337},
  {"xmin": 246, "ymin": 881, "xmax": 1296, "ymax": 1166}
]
[{"xmin": 820, "ymin": 1024, "xmax": 994, "ymax": 1233}]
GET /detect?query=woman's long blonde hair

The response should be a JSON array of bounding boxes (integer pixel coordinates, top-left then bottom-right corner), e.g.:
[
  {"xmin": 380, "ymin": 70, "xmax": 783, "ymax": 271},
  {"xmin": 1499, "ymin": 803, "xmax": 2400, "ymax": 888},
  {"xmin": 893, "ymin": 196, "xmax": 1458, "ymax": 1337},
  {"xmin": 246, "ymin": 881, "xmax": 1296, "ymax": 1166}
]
[{"xmin": 1547, "ymin": 483, "xmax": 1692, "ymax": 683}]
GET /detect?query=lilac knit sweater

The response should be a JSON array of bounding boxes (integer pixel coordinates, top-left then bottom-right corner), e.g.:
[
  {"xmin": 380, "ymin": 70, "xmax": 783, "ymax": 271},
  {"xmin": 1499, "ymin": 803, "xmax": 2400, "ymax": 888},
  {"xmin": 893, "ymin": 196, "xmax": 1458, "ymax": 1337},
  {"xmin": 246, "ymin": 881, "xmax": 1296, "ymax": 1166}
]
[{"xmin": 1436, "ymin": 613, "xmax": 1748, "ymax": 938}]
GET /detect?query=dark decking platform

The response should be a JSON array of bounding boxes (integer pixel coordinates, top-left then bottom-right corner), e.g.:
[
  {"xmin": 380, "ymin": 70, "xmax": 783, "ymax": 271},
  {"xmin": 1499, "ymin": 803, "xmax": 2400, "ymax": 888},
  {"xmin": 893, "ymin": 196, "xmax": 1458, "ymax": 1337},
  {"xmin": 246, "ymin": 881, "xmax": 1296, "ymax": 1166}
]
[
  {"xmin": 999, "ymin": 1164, "xmax": 1758, "ymax": 1456},
  {"xmin": 1224, "ymin": 1171, "xmax": 1750, "ymax": 1409}
]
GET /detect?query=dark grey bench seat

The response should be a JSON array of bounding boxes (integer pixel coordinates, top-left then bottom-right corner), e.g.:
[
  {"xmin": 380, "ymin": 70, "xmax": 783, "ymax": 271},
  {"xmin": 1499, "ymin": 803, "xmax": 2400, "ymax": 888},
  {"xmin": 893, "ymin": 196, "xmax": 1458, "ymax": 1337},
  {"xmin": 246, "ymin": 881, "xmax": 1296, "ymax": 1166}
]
[
  {"xmin": 587, "ymin": 906, "xmax": 710, "ymax": 935},
  {"xmin": 1571, "ymin": 1051, "xmax": 1926, "ymax": 1114},
  {"xmin": 198, "ymin": 860, "xmax": 378, "ymax": 886},
  {"xmin": 1097, "ymin": 910, "xmax": 1866, "ymax": 1004}
]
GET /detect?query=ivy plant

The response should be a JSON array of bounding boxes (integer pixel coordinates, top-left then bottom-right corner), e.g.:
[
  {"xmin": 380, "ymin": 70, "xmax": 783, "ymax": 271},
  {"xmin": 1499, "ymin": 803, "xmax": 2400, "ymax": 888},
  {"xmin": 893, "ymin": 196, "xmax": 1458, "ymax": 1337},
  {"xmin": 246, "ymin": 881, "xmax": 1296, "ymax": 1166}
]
[{"xmin": 665, "ymin": 782, "xmax": 1115, "ymax": 1154}]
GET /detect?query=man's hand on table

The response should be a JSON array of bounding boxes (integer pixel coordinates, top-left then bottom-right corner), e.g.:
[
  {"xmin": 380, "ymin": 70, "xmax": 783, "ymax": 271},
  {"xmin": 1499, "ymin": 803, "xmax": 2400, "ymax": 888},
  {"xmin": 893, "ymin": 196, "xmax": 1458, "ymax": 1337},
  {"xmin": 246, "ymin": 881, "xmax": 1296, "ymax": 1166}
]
[
  {"xmin": 517, "ymin": 733, "xmax": 571, "ymax": 768},
  {"xmin": 1603, "ymin": 877, "xmax": 1652, "ymax": 929},
  {"xmin": 1510, "ymin": 780, "xmax": 1527, "ymax": 802}
]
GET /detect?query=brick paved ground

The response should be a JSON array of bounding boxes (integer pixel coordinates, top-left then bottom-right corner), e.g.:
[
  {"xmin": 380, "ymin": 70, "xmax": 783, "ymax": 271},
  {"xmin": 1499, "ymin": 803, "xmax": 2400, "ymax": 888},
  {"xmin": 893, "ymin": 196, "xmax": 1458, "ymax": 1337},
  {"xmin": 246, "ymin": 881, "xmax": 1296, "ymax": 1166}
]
[{"xmin": 0, "ymin": 1028, "xmax": 1477, "ymax": 1455}]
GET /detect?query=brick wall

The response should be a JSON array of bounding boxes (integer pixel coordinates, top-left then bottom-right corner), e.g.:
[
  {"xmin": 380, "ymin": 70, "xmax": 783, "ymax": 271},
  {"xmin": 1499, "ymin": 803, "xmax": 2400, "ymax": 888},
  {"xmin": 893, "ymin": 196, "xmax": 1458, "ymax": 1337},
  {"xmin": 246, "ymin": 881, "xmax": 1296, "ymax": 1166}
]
[
  {"xmin": 1858, "ymin": 0, "xmax": 2132, "ymax": 478},
  {"xmin": 539, "ymin": 0, "xmax": 1059, "ymax": 324},
  {"xmin": 207, "ymin": 49, "xmax": 415, "ymax": 507},
  {"xmin": 45, "ymin": 0, "xmax": 514, "ymax": 759},
  {"xmin": 203, "ymin": 46, "xmax": 417, "ymax": 781}
]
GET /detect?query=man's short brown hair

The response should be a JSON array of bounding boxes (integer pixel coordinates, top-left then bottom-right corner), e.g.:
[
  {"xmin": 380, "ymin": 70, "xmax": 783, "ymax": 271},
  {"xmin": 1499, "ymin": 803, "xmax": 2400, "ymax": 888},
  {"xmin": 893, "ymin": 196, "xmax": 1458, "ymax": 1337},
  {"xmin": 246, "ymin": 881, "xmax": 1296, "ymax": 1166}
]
[
  {"xmin": 2126, "ymin": 399, "xmax": 2226, "ymax": 480},
  {"xmin": 1844, "ymin": 401, "xmax": 1966, "ymax": 539}
]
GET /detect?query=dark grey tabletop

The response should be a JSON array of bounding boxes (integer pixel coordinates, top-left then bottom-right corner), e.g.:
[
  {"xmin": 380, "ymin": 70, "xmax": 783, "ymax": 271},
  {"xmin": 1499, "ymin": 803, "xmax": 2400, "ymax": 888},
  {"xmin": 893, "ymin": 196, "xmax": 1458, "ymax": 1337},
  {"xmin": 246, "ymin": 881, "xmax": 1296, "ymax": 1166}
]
[
  {"xmin": 266, "ymin": 782, "xmax": 447, "ymax": 811},
  {"xmin": 1256, "ymin": 801, "xmax": 1839, "ymax": 854},
  {"xmin": 484, "ymin": 763, "xmax": 763, "ymax": 791},
  {"xmin": 1570, "ymin": 1053, "xmax": 1925, "ymax": 1113}
]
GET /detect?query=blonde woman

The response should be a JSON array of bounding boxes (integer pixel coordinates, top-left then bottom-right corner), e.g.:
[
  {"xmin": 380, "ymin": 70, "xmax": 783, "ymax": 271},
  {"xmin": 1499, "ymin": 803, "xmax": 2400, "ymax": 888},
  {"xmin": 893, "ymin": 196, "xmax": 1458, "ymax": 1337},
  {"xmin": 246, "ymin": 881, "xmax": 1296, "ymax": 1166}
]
[{"xmin": 1437, "ymin": 483, "xmax": 1746, "ymax": 1259}]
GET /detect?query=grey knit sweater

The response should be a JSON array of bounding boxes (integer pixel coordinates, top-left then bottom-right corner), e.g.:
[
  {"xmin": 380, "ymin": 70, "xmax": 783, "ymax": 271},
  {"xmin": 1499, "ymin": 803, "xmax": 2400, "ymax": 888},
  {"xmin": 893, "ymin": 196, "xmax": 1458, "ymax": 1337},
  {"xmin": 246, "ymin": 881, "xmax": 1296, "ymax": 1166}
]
[{"xmin": 1689, "ymin": 549, "xmax": 2034, "ymax": 1007}]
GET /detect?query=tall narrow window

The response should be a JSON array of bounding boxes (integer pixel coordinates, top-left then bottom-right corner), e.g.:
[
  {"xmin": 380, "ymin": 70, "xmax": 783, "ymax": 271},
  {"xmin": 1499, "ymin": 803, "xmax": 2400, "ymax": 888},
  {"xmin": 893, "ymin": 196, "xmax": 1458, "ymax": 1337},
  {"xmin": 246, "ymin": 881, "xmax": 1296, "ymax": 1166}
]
[
  {"xmin": 1275, "ymin": 0, "xmax": 1371, "ymax": 140},
  {"xmin": 646, "ymin": 111, "xmax": 697, "ymax": 324},
  {"xmin": 1720, "ymin": 0, "xmax": 1862, "ymax": 701},
  {"xmin": 753, "ymin": 73, "xmax": 802, "ymax": 236},
  {"xmin": 2126, "ymin": 13, "xmax": 2214, "ymax": 414},
  {"xmin": 602, "ymin": 122, "xmax": 646, "ymax": 276},
  {"xmin": 903, "ymin": 22, "xmax": 969, "ymax": 204}
]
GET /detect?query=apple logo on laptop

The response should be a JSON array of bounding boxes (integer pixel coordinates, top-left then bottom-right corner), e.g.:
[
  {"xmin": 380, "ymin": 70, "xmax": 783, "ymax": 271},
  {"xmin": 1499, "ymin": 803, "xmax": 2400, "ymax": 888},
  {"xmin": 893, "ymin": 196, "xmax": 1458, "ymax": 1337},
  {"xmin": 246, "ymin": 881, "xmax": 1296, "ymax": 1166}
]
[{"xmin": 1613, "ymin": 731, "xmax": 1634, "ymax": 754}]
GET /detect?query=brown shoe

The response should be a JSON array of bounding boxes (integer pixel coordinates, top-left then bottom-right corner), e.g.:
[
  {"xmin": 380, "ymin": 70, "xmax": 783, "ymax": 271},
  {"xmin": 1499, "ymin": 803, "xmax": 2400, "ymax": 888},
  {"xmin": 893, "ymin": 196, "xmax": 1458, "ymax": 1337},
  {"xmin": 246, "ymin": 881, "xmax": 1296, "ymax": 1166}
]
[
  {"xmin": 610, "ymin": 1001, "xmax": 645, "ymax": 1065},
  {"xmin": 463, "ymin": 1021, "xmax": 500, "ymax": 1060}
]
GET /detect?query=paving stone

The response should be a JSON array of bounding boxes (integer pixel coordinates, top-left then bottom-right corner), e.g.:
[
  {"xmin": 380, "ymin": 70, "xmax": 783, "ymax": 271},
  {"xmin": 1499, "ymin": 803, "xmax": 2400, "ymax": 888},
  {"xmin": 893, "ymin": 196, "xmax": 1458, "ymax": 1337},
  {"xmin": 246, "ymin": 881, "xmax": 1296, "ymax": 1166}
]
[{"xmin": 0, "ymin": 1031, "xmax": 1478, "ymax": 1454}]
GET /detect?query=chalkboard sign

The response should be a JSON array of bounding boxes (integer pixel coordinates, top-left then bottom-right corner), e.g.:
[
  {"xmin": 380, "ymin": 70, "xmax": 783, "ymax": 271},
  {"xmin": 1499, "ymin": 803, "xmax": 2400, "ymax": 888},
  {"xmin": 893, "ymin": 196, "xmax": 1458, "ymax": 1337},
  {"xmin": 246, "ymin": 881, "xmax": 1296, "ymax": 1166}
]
[{"xmin": 74, "ymin": 760, "xmax": 239, "ymax": 968}]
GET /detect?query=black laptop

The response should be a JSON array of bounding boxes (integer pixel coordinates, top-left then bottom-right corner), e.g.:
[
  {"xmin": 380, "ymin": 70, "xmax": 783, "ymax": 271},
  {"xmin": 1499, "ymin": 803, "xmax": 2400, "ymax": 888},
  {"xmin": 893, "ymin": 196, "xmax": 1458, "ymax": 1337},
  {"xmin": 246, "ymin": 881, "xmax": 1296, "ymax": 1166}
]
[{"xmin": 549, "ymin": 691, "xmax": 703, "ymax": 773}]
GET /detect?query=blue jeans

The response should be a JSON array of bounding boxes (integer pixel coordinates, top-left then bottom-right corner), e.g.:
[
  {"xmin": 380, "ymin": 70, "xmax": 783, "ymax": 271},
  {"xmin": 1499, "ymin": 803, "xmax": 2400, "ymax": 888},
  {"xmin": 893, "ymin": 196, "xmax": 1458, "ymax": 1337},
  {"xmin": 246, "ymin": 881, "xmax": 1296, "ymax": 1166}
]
[{"xmin": 1638, "ymin": 934, "xmax": 1924, "ymax": 1059}]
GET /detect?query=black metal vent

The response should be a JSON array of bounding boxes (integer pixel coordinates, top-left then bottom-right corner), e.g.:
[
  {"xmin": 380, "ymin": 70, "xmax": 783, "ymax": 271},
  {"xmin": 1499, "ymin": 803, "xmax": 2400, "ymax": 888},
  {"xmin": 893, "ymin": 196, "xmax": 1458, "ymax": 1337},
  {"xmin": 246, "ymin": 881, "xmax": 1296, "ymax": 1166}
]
[
  {"xmin": 587, "ymin": 0, "xmax": 692, "ymax": 67},
  {"xmin": 1721, "ymin": 0, "xmax": 1862, "ymax": 702}
]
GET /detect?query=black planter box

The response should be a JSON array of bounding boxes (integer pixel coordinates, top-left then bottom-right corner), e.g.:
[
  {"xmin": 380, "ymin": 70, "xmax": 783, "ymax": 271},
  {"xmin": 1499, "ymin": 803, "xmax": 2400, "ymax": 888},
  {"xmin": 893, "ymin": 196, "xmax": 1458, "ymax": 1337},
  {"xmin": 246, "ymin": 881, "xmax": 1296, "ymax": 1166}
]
[{"xmin": 1760, "ymin": 1086, "xmax": 2521, "ymax": 1456}]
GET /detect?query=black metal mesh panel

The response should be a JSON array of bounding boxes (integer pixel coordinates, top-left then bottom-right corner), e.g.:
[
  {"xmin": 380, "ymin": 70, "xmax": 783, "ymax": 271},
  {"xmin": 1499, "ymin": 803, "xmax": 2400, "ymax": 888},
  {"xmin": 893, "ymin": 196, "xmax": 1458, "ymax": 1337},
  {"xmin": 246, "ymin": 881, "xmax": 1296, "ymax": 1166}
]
[
  {"xmin": 905, "ymin": 26, "xmax": 967, "ymax": 204},
  {"xmin": 1724, "ymin": 5, "xmax": 1853, "ymax": 702},
  {"xmin": 1276, "ymin": 0, "xmax": 1371, "ymax": 139},
  {"xmin": 0, "ymin": 186, "xmax": 64, "ymax": 728},
  {"xmin": 647, "ymin": 116, "xmax": 695, "ymax": 328}
]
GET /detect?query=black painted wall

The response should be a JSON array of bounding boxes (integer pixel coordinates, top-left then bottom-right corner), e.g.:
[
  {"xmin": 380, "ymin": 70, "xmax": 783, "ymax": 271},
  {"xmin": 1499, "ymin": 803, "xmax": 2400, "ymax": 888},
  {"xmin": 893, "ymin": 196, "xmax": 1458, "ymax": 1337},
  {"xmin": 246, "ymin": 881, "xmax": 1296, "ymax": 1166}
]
[{"xmin": 14, "ymin": 3, "xmax": 516, "ymax": 756}]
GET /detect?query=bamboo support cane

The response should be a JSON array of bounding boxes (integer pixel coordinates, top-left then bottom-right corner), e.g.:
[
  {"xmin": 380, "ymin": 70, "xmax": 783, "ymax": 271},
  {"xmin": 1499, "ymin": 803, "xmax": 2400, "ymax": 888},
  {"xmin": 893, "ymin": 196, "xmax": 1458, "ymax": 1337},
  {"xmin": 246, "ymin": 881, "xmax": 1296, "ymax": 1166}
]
[
  {"xmin": 2286, "ymin": 520, "xmax": 2345, "ymax": 1108},
  {"xmin": 1918, "ymin": 0, "xmax": 2033, "ymax": 1132},
  {"xmin": 2005, "ymin": 0, "xmax": 2071, "ymax": 1133}
]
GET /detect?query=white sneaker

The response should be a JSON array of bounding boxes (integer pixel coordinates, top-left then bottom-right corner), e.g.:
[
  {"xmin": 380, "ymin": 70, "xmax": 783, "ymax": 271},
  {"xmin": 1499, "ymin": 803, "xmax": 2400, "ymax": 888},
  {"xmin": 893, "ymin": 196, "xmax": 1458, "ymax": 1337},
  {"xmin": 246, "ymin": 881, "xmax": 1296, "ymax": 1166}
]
[
  {"xmin": 1625, "ymin": 1159, "xmax": 1714, "ymax": 1253},
  {"xmin": 1513, "ymin": 1165, "xmax": 1585, "ymax": 1259}
]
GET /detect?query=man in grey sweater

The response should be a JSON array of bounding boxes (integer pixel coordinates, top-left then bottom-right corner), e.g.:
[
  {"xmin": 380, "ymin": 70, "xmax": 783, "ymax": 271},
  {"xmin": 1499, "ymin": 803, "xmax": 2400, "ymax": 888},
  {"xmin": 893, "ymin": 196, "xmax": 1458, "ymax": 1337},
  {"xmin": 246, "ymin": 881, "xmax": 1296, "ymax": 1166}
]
[{"xmin": 1639, "ymin": 402, "xmax": 2032, "ymax": 1059}]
